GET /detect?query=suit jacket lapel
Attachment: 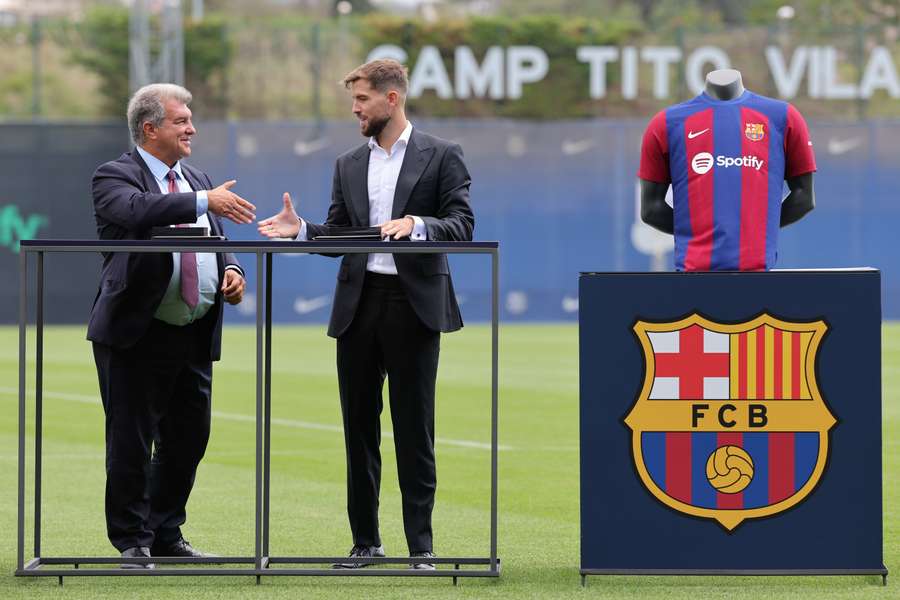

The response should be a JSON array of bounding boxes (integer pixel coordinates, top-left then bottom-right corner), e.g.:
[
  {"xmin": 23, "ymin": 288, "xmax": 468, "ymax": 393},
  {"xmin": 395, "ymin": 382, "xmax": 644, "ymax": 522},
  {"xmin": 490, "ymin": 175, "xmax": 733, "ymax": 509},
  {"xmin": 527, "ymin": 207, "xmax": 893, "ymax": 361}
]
[
  {"xmin": 181, "ymin": 165, "xmax": 224, "ymax": 236},
  {"xmin": 348, "ymin": 144, "xmax": 371, "ymax": 226},
  {"xmin": 130, "ymin": 150, "xmax": 159, "ymax": 193},
  {"xmin": 131, "ymin": 150, "xmax": 207, "ymax": 199},
  {"xmin": 179, "ymin": 165, "xmax": 226, "ymax": 275},
  {"xmin": 207, "ymin": 213, "xmax": 223, "ymax": 236},
  {"xmin": 180, "ymin": 165, "xmax": 206, "ymax": 195},
  {"xmin": 392, "ymin": 130, "xmax": 434, "ymax": 219}
]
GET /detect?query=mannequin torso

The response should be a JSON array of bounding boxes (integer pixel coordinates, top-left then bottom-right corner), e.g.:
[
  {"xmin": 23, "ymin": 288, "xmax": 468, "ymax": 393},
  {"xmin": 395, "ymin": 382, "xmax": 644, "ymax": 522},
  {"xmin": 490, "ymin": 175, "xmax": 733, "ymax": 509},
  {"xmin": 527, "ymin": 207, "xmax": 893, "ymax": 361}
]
[{"xmin": 638, "ymin": 69, "xmax": 816, "ymax": 269}]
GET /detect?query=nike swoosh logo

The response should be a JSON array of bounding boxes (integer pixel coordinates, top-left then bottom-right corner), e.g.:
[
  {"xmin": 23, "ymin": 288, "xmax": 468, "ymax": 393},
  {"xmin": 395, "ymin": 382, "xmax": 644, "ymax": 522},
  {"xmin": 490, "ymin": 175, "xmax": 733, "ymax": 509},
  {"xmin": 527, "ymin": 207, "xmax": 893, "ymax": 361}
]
[
  {"xmin": 687, "ymin": 128, "xmax": 709, "ymax": 139},
  {"xmin": 293, "ymin": 295, "xmax": 330, "ymax": 314},
  {"xmin": 561, "ymin": 138, "xmax": 595, "ymax": 155},
  {"xmin": 293, "ymin": 137, "xmax": 330, "ymax": 156},
  {"xmin": 827, "ymin": 137, "xmax": 861, "ymax": 155}
]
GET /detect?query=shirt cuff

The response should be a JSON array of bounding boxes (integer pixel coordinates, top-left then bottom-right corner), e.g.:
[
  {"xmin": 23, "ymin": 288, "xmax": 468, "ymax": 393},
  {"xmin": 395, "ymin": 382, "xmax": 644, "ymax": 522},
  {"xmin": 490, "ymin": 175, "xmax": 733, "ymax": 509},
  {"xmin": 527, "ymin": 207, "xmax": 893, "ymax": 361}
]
[
  {"xmin": 196, "ymin": 190, "xmax": 208, "ymax": 218},
  {"xmin": 224, "ymin": 265, "xmax": 243, "ymax": 276},
  {"xmin": 409, "ymin": 215, "xmax": 427, "ymax": 240},
  {"xmin": 295, "ymin": 219, "xmax": 308, "ymax": 241}
]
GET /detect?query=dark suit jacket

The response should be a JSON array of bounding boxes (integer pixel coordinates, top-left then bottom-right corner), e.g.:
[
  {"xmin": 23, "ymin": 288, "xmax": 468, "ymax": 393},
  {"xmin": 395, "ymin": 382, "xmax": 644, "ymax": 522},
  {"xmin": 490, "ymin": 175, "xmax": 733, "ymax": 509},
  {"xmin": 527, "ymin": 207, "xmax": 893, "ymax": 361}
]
[
  {"xmin": 87, "ymin": 150, "xmax": 241, "ymax": 360},
  {"xmin": 307, "ymin": 128, "xmax": 474, "ymax": 338}
]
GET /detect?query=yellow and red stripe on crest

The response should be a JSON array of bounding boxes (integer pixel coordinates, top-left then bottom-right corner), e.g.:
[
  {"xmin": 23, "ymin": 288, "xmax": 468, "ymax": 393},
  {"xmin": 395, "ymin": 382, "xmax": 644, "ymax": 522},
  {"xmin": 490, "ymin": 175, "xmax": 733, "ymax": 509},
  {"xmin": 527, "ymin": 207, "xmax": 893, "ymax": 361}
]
[{"xmin": 730, "ymin": 325, "xmax": 813, "ymax": 400}]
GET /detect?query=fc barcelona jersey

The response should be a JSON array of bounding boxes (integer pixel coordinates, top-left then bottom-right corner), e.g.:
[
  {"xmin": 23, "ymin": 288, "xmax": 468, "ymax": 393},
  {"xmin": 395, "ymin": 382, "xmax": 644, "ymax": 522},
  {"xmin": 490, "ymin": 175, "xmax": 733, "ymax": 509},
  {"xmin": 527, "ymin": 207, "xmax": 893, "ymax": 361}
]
[{"xmin": 638, "ymin": 91, "xmax": 816, "ymax": 272}]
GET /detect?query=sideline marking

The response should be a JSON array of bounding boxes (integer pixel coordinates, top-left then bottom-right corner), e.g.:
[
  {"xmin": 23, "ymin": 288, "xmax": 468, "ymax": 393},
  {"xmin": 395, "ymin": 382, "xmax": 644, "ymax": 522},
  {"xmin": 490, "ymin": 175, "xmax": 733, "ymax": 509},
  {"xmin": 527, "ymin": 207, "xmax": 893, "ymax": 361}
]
[{"xmin": 0, "ymin": 387, "xmax": 509, "ymax": 451}]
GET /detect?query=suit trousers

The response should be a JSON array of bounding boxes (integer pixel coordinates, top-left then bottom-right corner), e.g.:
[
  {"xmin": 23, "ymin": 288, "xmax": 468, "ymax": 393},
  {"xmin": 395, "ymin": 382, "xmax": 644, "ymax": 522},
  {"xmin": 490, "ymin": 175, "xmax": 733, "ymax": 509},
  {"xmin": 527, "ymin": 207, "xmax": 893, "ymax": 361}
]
[
  {"xmin": 337, "ymin": 272, "xmax": 441, "ymax": 554},
  {"xmin": 92, "ymin": 318, "xmax": 213, "ymax": 552}
]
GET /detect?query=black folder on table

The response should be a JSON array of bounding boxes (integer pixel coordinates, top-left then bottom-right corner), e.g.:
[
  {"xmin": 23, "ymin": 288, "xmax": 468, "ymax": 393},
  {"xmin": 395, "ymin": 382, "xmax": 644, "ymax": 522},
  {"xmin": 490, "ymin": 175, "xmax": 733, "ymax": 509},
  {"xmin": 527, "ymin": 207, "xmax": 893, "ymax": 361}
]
[
  {"xmin": 312, "ymin": 226, "xmax": 385, "ymax": 241},
  {"xmin": 150, "ymin": 226, "xmax": 225, "ymax": 240}
]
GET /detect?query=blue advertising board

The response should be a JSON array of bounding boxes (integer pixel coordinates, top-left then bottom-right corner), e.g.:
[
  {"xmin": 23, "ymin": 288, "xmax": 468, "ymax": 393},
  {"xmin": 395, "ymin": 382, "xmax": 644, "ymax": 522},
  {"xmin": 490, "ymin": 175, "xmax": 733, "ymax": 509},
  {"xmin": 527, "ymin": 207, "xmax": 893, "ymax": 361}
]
[
  {"xmin": 579, "ymin": 270, "xmax": 886, "ymax": 578},
  {"xmin": 3, "ymin": 120, "xmax": 900, "ymax": 325}
]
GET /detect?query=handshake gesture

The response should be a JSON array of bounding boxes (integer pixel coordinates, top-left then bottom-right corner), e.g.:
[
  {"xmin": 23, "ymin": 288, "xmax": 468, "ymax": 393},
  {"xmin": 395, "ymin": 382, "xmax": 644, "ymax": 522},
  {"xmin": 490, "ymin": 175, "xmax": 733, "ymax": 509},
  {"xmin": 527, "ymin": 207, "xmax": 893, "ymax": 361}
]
[
  {"xmin": 256, "ymin": 192, "xmax": 415, "ymax": 240},
  {"xmin": 207, "ymin": 184, "xmax": 415, "ymax": 240},
  {"xmin": 258, "ymin": 193, "xmax": 302, "ymax": 239},
  {"xmin": 207, "ymin": 180, "xmax": 256, "ymax": 224}
]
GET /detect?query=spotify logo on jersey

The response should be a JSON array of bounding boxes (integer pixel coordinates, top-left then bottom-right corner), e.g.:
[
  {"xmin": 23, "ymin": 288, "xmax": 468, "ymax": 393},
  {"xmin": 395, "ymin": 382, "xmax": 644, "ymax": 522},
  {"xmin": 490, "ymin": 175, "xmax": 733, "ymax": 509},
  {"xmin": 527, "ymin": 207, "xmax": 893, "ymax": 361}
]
[
  {"xmin": 691, "ymin": 152, "xmax": 715, "ymax": 175},
  {"xmin": 690, "ymin": 152, "xmax": 765, "ymax": 175}
]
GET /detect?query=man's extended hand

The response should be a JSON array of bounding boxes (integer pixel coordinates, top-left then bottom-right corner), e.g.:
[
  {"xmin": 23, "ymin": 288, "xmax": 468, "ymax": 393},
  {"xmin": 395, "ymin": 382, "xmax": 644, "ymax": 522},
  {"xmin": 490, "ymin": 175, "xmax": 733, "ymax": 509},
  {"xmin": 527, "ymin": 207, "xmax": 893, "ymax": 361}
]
[
  {"xmin": 221, "ymin": 269, "xmax": 245, "ymax": 305},
  {"xmin": 380, "ymin": 216, "xmax": 414, "ymax": 240},
  {"xmin": 257, "ymin": 192, "xmax": 302, "ymax": 239},
  {"xmin": 208, "ymin": 180, "xmax": 256, "ymax": 225}
]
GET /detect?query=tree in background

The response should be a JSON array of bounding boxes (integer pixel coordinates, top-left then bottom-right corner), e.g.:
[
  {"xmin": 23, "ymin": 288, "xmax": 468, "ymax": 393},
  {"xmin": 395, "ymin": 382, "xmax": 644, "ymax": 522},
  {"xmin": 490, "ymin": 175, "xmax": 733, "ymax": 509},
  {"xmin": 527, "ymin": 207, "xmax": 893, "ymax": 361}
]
[
  {"xmin": 0, "ymin": 0, "xmax": 894, "ymax": 120},
  {"xmin": 480, "ymin": 0, "xmax": 897, "ymax": 28},
  {"xmin": 69, "ymin": 5, "xmax": 232, "ymax": 118},
  {"xmin": 744, "ymin": 0, "xmax": 899, "ymax": 29}
]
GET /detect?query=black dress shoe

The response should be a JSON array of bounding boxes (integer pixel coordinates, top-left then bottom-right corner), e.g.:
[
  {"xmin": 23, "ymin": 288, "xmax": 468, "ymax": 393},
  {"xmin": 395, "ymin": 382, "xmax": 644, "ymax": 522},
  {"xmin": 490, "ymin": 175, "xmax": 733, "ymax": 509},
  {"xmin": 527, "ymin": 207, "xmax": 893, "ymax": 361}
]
[
  {"xmin": 150, "ymin": 538, "xmax": 211, "ymax": 558},
  {"xmin": 410, "ymin": 551, "xmax": 436, "ymax": 570},
  {"xmin": 120, "ymin": 546, "xmax": 155, "ymax": 569},
  {"xmin": 332, "ymin": 544, "xmax": 385, "ymax": 569}
]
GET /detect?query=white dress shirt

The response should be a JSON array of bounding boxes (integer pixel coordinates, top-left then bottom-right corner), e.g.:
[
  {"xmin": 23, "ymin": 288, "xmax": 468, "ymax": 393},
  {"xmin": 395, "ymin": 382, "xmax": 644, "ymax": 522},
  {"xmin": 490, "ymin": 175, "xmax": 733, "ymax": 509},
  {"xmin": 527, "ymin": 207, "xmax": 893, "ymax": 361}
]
[{"xmin": 297, "ymin": 121, "xmax": 427, "ymax": 274}]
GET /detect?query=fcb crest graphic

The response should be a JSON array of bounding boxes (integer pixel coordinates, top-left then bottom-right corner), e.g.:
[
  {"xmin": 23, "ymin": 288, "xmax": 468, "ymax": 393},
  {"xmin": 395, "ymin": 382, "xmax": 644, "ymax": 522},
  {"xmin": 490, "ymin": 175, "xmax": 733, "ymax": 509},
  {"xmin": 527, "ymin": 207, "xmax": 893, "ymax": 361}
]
[
  {"xmin": 623, "ymin": 313, "xmax": 836, "ymax": 530},
  {"xmin": 745, "ymin": 123, "xmax": 765, "ymax": 141}
]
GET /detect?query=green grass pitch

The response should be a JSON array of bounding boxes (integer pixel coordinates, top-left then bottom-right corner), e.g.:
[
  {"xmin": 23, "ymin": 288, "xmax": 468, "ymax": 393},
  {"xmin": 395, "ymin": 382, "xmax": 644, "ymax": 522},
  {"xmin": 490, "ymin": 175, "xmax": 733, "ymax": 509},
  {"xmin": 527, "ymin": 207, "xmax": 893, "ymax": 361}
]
[{"xmin": 0, "ymin": 323, "xmax": 896, "ymax": 599}]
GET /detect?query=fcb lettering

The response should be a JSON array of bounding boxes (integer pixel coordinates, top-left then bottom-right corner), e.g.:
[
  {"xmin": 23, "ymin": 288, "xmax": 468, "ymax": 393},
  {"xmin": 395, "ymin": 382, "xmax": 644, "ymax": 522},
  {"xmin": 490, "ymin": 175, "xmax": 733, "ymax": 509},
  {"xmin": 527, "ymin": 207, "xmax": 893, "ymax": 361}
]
[{"xmin": 624, "ymin": 313, "xmax": 836, "ymax": 531}]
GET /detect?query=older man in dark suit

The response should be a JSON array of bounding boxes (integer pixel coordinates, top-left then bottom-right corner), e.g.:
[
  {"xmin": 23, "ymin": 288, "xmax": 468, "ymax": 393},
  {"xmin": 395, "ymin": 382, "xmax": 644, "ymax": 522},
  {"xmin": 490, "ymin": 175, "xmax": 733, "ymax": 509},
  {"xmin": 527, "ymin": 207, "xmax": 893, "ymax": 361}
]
[
  {"xmin": 89, "ymin": 83, "xmax": 256, "ymax": 567},
  {"xmin": 258, "ymin": 59, "xmax": 474, "ymax": 570}
]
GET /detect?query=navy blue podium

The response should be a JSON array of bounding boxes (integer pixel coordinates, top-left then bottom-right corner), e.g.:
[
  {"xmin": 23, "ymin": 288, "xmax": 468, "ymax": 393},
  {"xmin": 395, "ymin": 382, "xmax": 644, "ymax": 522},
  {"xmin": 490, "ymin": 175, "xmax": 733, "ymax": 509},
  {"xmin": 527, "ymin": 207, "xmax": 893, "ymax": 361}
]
[{"xmin": 579, "ymin": 270, "xmax": 887, "ymax": 583}]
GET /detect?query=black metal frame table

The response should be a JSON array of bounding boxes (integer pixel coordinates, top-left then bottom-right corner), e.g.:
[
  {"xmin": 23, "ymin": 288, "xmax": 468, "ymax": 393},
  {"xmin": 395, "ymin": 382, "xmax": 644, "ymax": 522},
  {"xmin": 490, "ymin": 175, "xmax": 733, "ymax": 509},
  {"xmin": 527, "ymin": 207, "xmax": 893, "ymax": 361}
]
[{"xmin": 16, "ymin": 239, "xmax": 500, "ymax": 584}]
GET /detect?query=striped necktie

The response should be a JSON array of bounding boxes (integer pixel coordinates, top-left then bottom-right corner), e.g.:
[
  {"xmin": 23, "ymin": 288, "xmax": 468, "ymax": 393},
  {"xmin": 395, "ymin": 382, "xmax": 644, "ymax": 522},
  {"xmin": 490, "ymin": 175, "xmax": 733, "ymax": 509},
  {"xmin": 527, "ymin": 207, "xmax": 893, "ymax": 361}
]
[{"xmin": 167, "ymin": 169, "xmax": 199, "ymax": 309}]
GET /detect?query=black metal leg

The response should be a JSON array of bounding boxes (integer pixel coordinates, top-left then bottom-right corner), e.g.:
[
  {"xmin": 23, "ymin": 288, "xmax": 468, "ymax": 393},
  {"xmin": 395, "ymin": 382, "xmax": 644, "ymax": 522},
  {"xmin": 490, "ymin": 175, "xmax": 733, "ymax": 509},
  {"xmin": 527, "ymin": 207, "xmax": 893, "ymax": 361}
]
[
  {"xmin": 263, "ymin": 252, "xmax": 272, "ymax": 558},
  {"xmin": 255, "ymin": 252, "xmax": 264, "ymax": 573},
  {"xmin": 490, "ymin": 249, "xmax": 499, "ymax": 574},
  {"xmin": 17, "ymin": 250, "xmax": 27, "ymax": 573},
  {"xmin": 34, "ymin": 251, "xmax": 43, "ymax": 560}
]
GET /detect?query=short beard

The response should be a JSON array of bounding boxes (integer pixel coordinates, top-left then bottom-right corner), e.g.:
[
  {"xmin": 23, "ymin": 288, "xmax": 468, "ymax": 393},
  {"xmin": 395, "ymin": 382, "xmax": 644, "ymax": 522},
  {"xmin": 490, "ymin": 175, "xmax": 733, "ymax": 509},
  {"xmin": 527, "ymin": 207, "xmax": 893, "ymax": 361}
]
[{"xmin": 362, "ymin": 113, "xmax": 390, "ymax": 139}]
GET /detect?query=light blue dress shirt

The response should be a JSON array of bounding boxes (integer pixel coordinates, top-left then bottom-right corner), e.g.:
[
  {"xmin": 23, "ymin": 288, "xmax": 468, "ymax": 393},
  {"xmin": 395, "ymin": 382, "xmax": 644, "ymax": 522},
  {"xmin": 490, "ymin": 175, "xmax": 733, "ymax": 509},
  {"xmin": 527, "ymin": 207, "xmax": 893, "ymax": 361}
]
[{"xmin": 136, "ymin": 146, "xmax": 219, "ymax": 325}]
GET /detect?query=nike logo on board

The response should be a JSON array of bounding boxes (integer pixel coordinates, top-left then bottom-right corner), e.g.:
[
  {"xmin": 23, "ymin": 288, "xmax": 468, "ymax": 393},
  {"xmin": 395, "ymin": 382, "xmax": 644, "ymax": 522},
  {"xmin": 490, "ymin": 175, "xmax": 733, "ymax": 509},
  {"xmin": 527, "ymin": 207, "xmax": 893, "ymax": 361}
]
[
  {"xmin": 561, "ymin": 138, "xmax": 595, "ymax": 155},
  {"xmin": 827, "ymin": 137, "xmax": 861, "ymax": 155},
  {"xmin": 293, "ymin": 295, "xmax": 330, "ymax": 314}
]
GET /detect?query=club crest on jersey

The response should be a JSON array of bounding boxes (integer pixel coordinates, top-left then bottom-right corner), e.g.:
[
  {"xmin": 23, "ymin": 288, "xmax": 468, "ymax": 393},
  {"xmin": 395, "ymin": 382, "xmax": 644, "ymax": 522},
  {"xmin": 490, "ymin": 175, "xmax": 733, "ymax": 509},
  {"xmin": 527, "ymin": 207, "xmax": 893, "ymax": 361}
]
[
  {"xmin": 745, "ymin": 123, "xmax": 765, "ymax": 142},
  {"xmin": 623, "ymin": 313, "xmax": 835, "ymax": 531}
]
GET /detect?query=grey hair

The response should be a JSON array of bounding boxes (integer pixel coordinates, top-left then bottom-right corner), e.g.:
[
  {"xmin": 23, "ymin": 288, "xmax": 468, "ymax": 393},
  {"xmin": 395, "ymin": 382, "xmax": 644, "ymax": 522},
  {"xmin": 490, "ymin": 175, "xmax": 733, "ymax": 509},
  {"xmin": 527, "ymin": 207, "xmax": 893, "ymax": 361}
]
[{"xmin": 127, "ymin": 83, "xmax": 193, "ymax": 146}]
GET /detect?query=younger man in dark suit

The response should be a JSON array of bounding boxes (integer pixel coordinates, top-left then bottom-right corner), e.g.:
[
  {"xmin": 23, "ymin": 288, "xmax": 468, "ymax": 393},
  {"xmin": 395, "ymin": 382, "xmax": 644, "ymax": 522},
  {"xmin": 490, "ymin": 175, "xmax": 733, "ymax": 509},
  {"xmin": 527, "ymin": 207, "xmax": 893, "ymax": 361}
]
[
  {"xmin": 89, "ymin": 83, "xmax": 256, "ymax": 566},
  {"xmin": 258, "ymin": 59, "xmax": 474, "ymax": 569}
]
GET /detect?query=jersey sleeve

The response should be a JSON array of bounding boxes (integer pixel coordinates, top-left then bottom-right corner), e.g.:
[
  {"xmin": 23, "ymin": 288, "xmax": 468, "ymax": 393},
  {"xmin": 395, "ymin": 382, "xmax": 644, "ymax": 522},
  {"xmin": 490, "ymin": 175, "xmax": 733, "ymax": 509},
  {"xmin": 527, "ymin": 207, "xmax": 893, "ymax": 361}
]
[
  {"xmin": 784, "ymin": 104, "xmax": 817, "ymax": 178},
  {"xmin": 637, "ymin": 110, "xmax": 671, "ymax": 184}
]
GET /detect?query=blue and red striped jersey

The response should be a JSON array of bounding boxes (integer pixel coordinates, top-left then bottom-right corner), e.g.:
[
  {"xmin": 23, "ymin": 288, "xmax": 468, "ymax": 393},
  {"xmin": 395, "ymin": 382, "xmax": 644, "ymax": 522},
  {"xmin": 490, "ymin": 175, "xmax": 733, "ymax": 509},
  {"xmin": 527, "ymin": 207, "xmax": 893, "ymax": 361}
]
[{"xmin": 638, "ymin": 91, "xmax": 816, "ymax": 271}]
